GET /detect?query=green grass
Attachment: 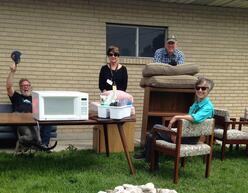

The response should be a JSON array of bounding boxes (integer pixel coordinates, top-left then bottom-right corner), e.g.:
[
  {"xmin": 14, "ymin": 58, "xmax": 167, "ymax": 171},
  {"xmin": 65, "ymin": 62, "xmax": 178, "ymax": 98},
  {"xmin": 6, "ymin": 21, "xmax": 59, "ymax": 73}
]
[{"xmin": 0, "ymin": 145, "xmax": 247, "ymax": 193}]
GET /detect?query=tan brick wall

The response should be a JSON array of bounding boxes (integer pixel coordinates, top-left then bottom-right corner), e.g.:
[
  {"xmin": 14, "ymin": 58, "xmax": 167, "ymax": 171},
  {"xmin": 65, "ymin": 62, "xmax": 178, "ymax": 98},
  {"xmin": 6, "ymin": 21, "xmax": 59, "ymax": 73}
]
[{"xmin": 0, "ymin": 0, "xmax": 247, "ymax": 146}]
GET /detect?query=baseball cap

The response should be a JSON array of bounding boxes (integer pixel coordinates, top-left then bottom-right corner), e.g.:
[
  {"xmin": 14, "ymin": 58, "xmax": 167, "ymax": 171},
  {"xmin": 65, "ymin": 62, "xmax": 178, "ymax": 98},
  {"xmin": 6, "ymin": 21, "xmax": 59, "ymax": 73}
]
[{"xmin": 166, "ymin": 35, "xmax": 177, "ymax": 43}]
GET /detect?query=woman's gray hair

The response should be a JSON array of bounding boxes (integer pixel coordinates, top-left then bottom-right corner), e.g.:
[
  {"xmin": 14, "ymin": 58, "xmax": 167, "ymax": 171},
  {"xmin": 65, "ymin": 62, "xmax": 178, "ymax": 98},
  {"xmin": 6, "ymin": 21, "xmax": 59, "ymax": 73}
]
[{"xmin": 195, "ymin": 77, "xmax": 214, "ymax": 91}]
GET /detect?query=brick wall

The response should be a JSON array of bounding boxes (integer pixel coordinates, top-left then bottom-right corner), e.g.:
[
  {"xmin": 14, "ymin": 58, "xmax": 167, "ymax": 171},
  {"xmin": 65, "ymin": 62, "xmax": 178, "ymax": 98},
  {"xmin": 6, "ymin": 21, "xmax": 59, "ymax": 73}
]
[{"xmin": 0, "ymin": 0, "xmax": 247, "ymax": 146}]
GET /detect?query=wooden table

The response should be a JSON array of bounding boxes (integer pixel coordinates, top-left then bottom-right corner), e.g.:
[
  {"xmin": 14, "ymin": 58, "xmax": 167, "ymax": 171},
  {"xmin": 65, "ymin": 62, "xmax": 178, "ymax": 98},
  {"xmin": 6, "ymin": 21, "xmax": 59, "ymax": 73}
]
[{"xmin": 0, "ymin": 113, "xmax": 136, "ymax": 175}]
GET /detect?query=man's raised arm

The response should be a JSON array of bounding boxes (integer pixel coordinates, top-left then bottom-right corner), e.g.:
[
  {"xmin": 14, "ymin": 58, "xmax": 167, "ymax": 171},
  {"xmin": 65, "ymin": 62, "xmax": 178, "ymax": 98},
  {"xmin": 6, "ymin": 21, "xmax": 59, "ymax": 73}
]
[{"xmin": 6, "ymin": 64, "xmax": 17, "ymax": 97}]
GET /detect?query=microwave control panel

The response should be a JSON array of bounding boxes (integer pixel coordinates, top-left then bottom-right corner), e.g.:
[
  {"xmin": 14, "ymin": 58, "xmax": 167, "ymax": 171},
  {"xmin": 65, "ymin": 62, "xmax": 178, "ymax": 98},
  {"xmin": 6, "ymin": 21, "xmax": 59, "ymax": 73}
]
[{"xmin": 81, "ymin": 98, "xmax": 88, "ymax": 115}]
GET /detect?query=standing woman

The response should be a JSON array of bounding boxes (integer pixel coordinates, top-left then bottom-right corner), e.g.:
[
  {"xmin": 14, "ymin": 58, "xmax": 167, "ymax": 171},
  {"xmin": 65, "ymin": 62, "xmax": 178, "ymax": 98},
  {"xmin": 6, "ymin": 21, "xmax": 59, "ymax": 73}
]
[{"xmin": 99, "ymin": 46, "xmax": 128, "ymax": 92}]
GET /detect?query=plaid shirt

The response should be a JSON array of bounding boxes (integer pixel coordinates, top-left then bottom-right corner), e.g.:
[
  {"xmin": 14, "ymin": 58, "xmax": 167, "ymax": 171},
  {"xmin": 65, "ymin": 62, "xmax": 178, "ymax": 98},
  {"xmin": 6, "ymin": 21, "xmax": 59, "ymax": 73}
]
[{"xmin": 153, "ymin": 47, "xmax": 184, "ymax": 65}]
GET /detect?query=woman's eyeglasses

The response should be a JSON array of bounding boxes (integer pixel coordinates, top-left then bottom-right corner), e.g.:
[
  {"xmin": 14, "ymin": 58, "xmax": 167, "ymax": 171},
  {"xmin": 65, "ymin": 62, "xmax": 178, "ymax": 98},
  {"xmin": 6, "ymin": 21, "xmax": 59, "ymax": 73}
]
[
  {"xmin": 195, "ymin": 86, "xmax": 208, "ymax": 91},
  {"xmin": 108, "ymin": 53, "xmax": 119, "ymax": 57}
]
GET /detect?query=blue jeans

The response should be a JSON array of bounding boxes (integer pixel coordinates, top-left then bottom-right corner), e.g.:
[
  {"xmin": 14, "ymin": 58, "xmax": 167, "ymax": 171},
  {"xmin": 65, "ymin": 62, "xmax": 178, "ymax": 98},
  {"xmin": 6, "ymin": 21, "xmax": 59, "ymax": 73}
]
[{"xmin": 39, "ymin": 125, "xmax": 52, "ymax": 146}]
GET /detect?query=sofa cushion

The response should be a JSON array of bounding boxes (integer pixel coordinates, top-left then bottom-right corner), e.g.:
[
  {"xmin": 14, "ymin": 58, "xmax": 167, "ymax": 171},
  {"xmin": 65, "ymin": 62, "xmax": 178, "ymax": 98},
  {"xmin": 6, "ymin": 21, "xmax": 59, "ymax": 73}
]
[
  {"xmin": 0, "ymin": 126, "xmax": 16, "ymax": 132},
  {"xmin": 142, "ymin": 63, "xmax": 199, "ymax": 77},
  {"xmin": 0, "ymin": 104, "xmax": 13, "ymax": 113},
  {"xmin": 140, "ymin": 75, "xmax": 197, "ymax": 88},
  {"xmin": 0, "ymin": 132, "xmax": 17, "ymax": 139}
]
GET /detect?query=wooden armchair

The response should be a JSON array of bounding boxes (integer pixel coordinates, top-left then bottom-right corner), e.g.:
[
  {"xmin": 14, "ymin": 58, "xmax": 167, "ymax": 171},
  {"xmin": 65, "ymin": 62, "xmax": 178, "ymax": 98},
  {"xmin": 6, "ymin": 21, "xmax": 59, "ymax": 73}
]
[
  {"xmin": 150, "ymin": 119, "xmax": 214, "ymax": 184},
  {"xmin": 214, "ymin": 109, "xmax": 248, "ymax": 160}
]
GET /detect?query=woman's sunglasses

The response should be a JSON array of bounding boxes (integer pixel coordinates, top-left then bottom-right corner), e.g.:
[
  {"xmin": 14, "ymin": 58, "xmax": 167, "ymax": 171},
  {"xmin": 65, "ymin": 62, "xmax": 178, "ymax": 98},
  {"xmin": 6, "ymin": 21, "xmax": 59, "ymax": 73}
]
[
  {"xmin": 108, "ymin": 53, "xmax": 119, "ymax": 57},
  {"xmin": 195, "ymin": 86, "xmax": 209, "ymax": 91}
]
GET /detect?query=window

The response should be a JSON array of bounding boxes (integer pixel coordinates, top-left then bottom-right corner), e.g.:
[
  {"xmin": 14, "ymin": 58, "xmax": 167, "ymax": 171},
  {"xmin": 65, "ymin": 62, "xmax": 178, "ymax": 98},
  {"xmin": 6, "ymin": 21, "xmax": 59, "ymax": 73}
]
[{"xmin": 106, "ymin": 24, "xmax": 167, "ymax": 57}]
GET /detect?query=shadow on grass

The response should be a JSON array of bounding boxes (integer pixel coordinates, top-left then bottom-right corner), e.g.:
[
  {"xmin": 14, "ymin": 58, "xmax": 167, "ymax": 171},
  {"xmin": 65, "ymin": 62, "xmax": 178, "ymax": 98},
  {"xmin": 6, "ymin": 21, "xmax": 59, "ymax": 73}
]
[
  {"xmin": 0, "ymin": 144, "xmax": 247, "ymax": 176},
  {"xmin": 0, "ymin": 149, "xmax": 121, "ymax": 173}
]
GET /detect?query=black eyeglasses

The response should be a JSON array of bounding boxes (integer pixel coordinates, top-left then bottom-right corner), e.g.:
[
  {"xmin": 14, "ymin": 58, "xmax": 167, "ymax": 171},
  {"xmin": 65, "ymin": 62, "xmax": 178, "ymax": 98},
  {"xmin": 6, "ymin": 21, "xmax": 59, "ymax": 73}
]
[
  {"xmin": 108, "ymin": 53, "xmax": 119, "ymax": 57},
  {"xmin": 195, "ymin": 86, "xmax": 209, "ymax": 91}
]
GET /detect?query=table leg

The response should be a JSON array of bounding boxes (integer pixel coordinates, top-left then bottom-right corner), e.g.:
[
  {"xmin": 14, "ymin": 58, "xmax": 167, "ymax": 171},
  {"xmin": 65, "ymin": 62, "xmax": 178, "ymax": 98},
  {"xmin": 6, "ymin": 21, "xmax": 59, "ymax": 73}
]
[
  {"xmin": 103, "ymin": 124, "xmax": 109, "ymax": 157},
  {"xmin": 117, "ymin": 123, "xmax": 136, "ymax": 175}
]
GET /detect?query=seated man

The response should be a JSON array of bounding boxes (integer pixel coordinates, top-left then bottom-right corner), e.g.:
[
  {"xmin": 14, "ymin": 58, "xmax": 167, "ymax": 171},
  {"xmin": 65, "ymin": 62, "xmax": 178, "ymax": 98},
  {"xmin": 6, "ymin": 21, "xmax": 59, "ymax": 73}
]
[{"xmin": 6, "ymin": 63, "xmax": 54, "ymax": 152}]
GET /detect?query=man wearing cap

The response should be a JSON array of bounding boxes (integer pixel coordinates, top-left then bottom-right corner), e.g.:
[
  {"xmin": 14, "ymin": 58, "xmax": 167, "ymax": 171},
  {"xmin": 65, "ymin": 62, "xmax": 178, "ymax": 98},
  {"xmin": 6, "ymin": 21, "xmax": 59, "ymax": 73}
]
[
  {"xmin": 6, "ymin": 63, "xmax": 53, "ymax": 152},
  {"xmin": 153, "ymin": 36, "xmax": 184, "ymax": 65}
]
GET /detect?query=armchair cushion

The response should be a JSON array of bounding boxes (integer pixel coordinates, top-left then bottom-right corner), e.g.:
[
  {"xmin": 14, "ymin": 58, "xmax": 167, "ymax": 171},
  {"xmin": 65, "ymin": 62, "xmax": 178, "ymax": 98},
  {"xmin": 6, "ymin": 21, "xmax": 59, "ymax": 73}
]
[
  {"xmin": 214, "ymin": 109, "xmax": 230, "ymax": 130},
  {"xmin": 181, "ymin": 119, "xmax": 214, "ymax": 137},
  {"xmin": 214, "ymin": 129, "xmax": 248, "ymax": 140},
  {"xmin": 156, "ymin": 140, "xmax": 211, "ymax": 157},
  {"xmin": 214, "ymin": 109, "xmax": 230, "ymax": 120}
]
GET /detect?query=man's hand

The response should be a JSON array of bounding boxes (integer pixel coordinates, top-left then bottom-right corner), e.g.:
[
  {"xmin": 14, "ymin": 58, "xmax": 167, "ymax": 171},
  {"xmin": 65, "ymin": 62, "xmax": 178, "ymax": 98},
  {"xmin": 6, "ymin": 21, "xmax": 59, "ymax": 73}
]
[{"xmin": 9, "ymin": 63, "xmax": 17, "ymax": 73}]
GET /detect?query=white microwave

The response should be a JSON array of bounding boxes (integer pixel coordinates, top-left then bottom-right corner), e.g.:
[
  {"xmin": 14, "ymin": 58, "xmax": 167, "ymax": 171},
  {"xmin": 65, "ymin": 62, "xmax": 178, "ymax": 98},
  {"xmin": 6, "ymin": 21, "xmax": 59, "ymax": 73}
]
[{"xmin": 32, "ymin": 91, "xmax": 89, "ymax": 121}]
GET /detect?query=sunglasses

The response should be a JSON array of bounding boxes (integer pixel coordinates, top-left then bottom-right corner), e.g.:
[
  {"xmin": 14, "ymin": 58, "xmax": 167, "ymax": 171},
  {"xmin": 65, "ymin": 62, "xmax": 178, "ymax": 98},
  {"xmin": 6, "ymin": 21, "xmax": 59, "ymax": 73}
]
[
  {"xmin": 195, "ymin": 86, "xmax": 209, "ymax": 91},
  {"xmin": 108, "ymin": 53, "xmax": 119, "ymax": 57}
]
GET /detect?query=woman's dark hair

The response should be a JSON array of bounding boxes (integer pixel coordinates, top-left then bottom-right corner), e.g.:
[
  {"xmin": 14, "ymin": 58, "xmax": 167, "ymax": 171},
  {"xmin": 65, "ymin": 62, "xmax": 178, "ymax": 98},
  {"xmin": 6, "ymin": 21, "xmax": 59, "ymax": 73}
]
[
  {"xmin": 106, "ymin": 45, "xmax": 120, "ymax": 56},
  {"xmin": 195, "ymin": 77, "xmax": 214, "ymax": 91}
]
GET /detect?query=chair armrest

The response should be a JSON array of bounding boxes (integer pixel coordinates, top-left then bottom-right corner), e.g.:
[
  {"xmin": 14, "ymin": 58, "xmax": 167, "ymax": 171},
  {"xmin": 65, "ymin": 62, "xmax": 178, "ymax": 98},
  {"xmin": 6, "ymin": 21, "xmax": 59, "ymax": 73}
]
[
  {"xmin": 225, "ymin": 120, "xmax": 248, "ymax": 124},
  {"xmin": 152, "ymin": 124, "xmax": 178, "ymax": 136},
  {"xmin": 223, "ymin": 119, "xmax": 248, "ymax": 133},
  {"xmin": 152, "ymin": 123, "xmax": 183, "ymax": 144}
]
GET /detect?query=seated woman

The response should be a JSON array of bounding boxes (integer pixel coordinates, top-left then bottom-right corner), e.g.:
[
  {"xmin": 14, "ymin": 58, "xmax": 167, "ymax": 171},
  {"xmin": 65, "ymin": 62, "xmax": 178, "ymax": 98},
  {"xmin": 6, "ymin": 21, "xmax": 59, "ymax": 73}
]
[
  {"xmin": 134, "ymin": 77, "xmax": 215, "ymax": 166},
  {"xmin": 99, "ymin": 46, "xmax": 128, "ymax": 92}
]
